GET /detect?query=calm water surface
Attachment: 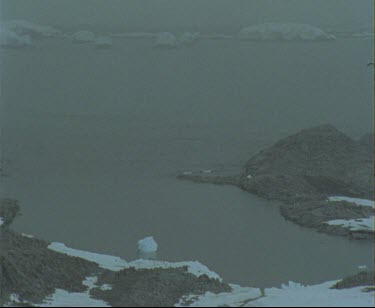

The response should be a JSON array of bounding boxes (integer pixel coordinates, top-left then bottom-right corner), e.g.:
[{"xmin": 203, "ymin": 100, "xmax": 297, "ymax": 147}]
[{"xmin": 1, "ymin": 37, "xmax": 373, "ymax": 287}]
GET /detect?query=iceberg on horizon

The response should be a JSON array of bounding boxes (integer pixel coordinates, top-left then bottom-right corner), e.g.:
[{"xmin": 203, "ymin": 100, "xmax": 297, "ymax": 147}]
[
  {"xmin": 3, "ymin": 20, "xmax": 61, "ymax": 38},
  {"xmin": 154, "ymin": 32, "xmax": 178, "ymax": 48},
  {"xmin": 94, "ymin": 36, "xmax": 113, "ymax": 48},
  {"xmin": 179, "ymin": 32, "xmax": 200, "ymax": 45},
  {"xmin": 0, "ymin": 25, "xmax": 31, "ymax": 47},
  {"xmin": 71, "ymin": 30, "xmax": 96, "ymax": 43},
  {"xmin": 238, "ymin": 22, "xmax": 336, "ymax": 41}
]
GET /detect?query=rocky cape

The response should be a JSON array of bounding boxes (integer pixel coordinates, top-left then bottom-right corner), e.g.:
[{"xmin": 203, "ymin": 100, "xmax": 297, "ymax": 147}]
[{"xmin": 178, "ymin": 125, "xmax": 374, "ymax": 240}]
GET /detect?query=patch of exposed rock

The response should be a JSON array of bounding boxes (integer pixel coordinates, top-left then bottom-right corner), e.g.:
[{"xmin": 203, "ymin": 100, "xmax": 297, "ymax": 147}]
[
  {"xmin": 242, "ymin": 125, "xmax": 374, "ymax": 200},
  {"xmin": 331, "ymin": 271, "xmax": 375, "ymax": 290},
  {"xmin": 90, "ymin": 267, "xmax": 230, "ymax": 307},
  {"xmin": 0, "ymin": 199, "xmax": 99, "ymax": 306},
  {"xmin": 280, "ymin": 200, "xmax": 374, "ymax": 239}
]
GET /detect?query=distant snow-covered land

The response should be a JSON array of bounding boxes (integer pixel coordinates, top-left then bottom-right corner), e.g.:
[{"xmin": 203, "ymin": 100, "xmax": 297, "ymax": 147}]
[
  {"xmin": 154, "ymin": 32, "xmax": 179, "ymax": 48},
  {"xmin": 238, "ymin": 23, "xmax": 335, "ymax": 41},
  {"xmin": 71, "ymin": 30, "xmax": 96, "ymax": 43}
]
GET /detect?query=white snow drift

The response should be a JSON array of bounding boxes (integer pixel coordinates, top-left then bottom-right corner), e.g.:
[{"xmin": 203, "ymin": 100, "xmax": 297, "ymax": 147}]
[
  {"xmin": 41, "ymin": 240, "xmax": 375, "ymax": 307},
  {"xmin": 48, "ymin": 241, "xmax": 221, "ymax": 281},
  {"xmin": 179, "ymin": 281, "xmax": 374, "ymax": 307},
  {"xmin": 238, "ymin": 23, "xmax": 335, "ymax": 41},
  {"xmin": 327, "ymin": 196, "xmax": 374, "ymax": 208},
  {"xmin": 325, "ymin": 196, "xmax": 374, "ymax": 232},
  {"xmin": 326, "ymin": 217, "xmax": 374, "ymax": 232},
  {"xmin": 40, "ymin": 277, "xmax": 110, "ymax": 307}
]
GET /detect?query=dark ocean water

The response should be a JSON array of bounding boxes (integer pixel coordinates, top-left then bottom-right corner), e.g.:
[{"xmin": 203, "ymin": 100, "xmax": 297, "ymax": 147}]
[{"xmin": 1, "ymin": 37, "xmax": 373, "ymax": 286}]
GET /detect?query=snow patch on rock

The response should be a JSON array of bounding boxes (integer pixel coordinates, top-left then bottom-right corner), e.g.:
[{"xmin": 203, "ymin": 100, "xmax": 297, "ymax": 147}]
[
  {"xmin": 328, "ymin": 196, "xmax": 374, "ymax": 208},
  {"xmin": 325, "ymin": 217, "xmax": 374, "ymax": 232}
]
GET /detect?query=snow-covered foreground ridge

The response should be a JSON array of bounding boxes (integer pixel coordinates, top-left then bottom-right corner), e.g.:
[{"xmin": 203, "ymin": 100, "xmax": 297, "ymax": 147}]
[
  {"xmin": 48, "ymin": 242, "xmax": 221, "ymax": 281},
  {"xmin": 178, "ymin": 281, "xmax": 374, "ymax": 307},
  {"xmin": 46, "ymin": 242, "xmax": 374, "ymax": 307}
]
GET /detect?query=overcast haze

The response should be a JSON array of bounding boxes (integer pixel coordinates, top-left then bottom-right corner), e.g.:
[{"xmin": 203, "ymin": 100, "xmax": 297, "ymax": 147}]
[
  {"xmin": 1, "ymin": 0, "xmax": 373, "ymax": 30},
  {"xmin": 1, "ymin": 0, "xmax": 374, "ymax": 305}
]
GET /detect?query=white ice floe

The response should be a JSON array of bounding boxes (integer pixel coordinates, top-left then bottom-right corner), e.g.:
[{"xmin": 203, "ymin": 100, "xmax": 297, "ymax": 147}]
[
  {"xmin": 179, "ymin": 32, "xmax": 200, "ymax": 45},
  {"xmin": 0, "ymin": 25, "xmax": 31, "ymax": 47},
  {"xmin": 327, "ymin": 196, "xmax": 374, "ymax": 208},
  {"xmin": 177, "ymin": 280, "xmax": 374, "ymax": 307},
  {"xmin": 176, "ymin": 284, "xmax": 262, "ymax": 307},
  {"xmin": 40, "ymin": 276, "xmax": 111, "ymax": 307},
  {"xmin": 71, "ymin": 30, "xmax": 96, "ymax": 43},
  {"xmin": 2, "ymin": 20, "xmax": 61, "ymax": 38},
  {"xmin": 0, "ymin": 217, "xmax": 4, "ymax": 226},
  {"xmin": 325, "ymin": 217, "xmax": 374, "ymax": 232},
  {"xmin": 48, "ymin": 242, "xmax": 128, "ymax": 271},
  {"xmin": 138, "ymin": 236, "xmax": 158, "ymax": 254},
  {"xmin": 48, "ymin": 242, "xmax": 222, "ymax": 280},
  {"xmin": 238, "ymin": 23, "xmax": 335, "ymax": 41},
  {"xmin": 94, "ymin": 36, "xmax": 113, "ymax": 48},
  {"xmin": 154, "ymin": 32, "xmax": 178, "ymax": 48}
]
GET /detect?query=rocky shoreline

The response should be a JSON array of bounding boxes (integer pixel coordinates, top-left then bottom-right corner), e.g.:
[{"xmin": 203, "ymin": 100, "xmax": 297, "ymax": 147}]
[
  {"xmin": 0, "ymin": 201, "xmax": 230, "ymax": 307},
  {"xmin": 178, "ymin": 125, "xmax": 374, "ymax": 240},
  {"xmin": 1, "ymin": 200, "xmax": 374, "ymax": 306}
]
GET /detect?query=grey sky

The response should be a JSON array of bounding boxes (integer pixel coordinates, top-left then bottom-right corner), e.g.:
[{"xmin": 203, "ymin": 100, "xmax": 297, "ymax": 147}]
[{"xmin": 0, "ymin": 0, "xmax": 373, "ymax": 30}]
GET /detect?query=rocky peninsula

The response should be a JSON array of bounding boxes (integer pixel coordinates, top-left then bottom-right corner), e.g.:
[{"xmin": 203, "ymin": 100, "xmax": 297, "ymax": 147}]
[{"xmin": 178, "ymin": 125, "xmax": 374, "ymax": 239}]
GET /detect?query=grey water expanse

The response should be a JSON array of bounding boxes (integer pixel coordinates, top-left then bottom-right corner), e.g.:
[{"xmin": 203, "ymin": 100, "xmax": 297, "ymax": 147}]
[{"xmin": 0, "ymin": 35, "xmax": 374, "ymax": 287}]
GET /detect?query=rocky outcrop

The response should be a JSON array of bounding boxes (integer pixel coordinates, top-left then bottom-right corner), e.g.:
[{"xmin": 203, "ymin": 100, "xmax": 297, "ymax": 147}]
[
  {"xmin": 177, "ymin": 125, "xmax": 374, "ymax": 239},
  {"xmin": 242, "ymin": 125, "xmax": 374, "ymax": 201},
  {"xmin": 0, "ymin": 199, "xmax": 21, "ymax": 228},
  {"xmin": 331, "ymin": 271, "xmax": 375, "ymax": 290},
  {"xmin": 280, "ymin": 200, "xmax": 374, "ymax": 239},
  {"xmin": 0, "ymin": 200, "xmax": 229, "ymax": 306},
  {"xmin": 90, "ymin": 267, "xmax": 230, "ymax": 307}
]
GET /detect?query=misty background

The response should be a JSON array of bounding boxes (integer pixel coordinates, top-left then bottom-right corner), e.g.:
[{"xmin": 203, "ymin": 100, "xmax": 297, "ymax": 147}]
[
  {"xmin": 1, "ymin": 0, "xmax": 373, "ymax": 32},
  {"xmin": 0, "ymin": 0, "xmax": 374, "ymax": 288}
]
